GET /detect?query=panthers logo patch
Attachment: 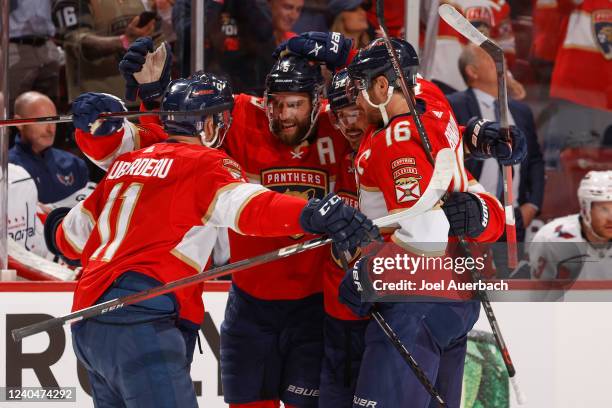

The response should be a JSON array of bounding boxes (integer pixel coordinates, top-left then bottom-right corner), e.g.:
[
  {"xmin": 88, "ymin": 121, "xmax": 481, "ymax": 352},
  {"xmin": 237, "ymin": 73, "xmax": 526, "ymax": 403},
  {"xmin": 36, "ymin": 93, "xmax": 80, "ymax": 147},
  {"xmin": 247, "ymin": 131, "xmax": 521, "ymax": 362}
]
[{"xmin": 593, "ymin": 9, "xmax": 612, "ymax": 60}]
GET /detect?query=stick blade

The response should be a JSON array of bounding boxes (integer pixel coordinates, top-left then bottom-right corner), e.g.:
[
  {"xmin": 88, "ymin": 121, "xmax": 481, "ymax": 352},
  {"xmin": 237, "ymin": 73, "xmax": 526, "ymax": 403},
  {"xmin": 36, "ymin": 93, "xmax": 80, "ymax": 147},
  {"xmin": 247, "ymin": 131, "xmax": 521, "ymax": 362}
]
[{"xmin": 438, "ymin": 4, "xmax": 487, "ymax": 46}]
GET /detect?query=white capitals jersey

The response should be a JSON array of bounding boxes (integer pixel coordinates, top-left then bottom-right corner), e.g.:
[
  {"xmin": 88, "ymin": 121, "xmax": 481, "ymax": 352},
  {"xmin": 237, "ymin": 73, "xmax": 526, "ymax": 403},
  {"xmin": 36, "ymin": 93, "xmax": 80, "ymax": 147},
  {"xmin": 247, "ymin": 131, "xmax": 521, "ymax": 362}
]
[
  {"xmin": 8, "ymin": 164, "xmax": 49, "ymax": 258},
  {"xmin": 529, "ymin": 214, "xmax": 612, "ymax": 281}
]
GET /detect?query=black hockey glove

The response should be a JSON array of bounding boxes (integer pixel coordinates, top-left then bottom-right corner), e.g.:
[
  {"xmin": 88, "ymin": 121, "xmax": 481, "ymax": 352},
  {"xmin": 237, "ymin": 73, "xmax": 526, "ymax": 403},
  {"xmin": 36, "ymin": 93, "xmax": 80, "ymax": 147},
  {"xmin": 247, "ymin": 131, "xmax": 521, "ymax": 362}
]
[
  {"xmin": 44, "ymin": 207, "xmax": 71, "ymax": 257},
  {"xmin": 442, "ymin": 192, "xmax": 489, "ymax": 238},
  {"xmin": 300, "ymin": 193, "xmax": 381, "ymax": 252},
  {"xmin": 119, "ymin": 37, "xmax": 172, "ymax": 103},
  {"xmin": 72, "ymin": 92, "xmax": 126, "ymax": 136},
  {"xmin": 465, "ymin": 117, "xmax": 527, "ymax": 166},
  {"xmin": 338, "ymin": 254, "xmax": 377, "ymax": 317},
  {"xmin": 273, "ymin": 31, "xmax": 353, "ymax": 71}
]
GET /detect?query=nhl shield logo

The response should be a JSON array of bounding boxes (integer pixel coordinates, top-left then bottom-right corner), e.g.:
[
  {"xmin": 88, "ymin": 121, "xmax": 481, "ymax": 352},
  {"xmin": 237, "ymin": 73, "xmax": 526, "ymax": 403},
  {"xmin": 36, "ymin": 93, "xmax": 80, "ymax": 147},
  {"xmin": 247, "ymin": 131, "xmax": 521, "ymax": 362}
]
[
  {"xmin": 57, "ymin": 172, "xmax": 75, "ymax": 187},
  {"xmin": 592, "ymin": 9, "xmax": 612, "ymax": 60}
]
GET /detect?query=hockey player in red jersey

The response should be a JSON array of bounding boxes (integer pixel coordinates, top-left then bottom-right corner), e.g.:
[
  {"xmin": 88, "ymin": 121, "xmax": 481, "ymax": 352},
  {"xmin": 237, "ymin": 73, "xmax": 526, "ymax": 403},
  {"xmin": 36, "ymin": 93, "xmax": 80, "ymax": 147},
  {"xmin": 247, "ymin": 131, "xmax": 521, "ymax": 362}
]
[
  {"xmin": 340, "ymin": 38, "xmax": 508, "ymax": 408},
  {"xmin": 319, "ymin": 69, "xmax": 371, "ymax": 407},
  {"xmin": 44, "ymin": 73, "xmax": 379, "ymax": 408},
  {"xmin": 219, "ymin": 54, "xmax": 356, "ymax": 408},
  {"xmin": 113, "ymin": 37, "xmax": 358, "ymax": 407}
]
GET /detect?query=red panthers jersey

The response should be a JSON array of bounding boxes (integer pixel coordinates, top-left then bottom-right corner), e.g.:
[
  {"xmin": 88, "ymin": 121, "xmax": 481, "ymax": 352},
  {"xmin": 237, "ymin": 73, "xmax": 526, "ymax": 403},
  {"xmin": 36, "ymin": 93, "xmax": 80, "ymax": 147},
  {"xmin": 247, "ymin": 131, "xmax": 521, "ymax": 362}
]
[
  {"xmin": 324, "ymin": 146, "xmax": 366, "ymax": 321},
  {"xmin": 224, "ymin": 94, "xmax": 352, "ymax": 300},
  {"xmin": 550, "ymin": 0, "xmax": 612, "ymax": 110},
  {"xmin": 355, "ymin": 79, "xmax": 505, "ymax": 300},
  {"xmin": 57, "ymin": 134, "xmax": 309, "ymax": 324}
]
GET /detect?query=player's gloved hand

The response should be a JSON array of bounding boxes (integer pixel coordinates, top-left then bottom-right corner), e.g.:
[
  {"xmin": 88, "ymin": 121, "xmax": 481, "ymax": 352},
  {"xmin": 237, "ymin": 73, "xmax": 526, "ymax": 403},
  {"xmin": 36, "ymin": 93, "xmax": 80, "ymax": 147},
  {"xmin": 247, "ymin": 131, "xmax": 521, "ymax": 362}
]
[
  {"xmin": 442, "ymin": 192, "xmax": 489, "ymax": 238},
  {"xmin": 300, "ymin": 193, "xmax": 382, "ymax": 252},
  {"xmin": 338, "ymin": 255, "xmax": 376, "ymax": 317},
  {"xmin": 273, "ymin": 31, "xmax": 353, "ymax": 70},
  {"xmin": 44, "ymin": 207, "xmax": 82, "ymax": 267},
  {"xmin": 465, "ymin": 117, "xmax": 527, "ymax": 165},
  {"xmin": 119, "ymin": 37, "xmax": 172, "ymax": 102},
  {"xmin": 72, "ymin": 92, "xmax": 127, "ymax": 136},
  {"xmin": 44, "ymin": 207, "xmax": 71, "ymax": 257}
]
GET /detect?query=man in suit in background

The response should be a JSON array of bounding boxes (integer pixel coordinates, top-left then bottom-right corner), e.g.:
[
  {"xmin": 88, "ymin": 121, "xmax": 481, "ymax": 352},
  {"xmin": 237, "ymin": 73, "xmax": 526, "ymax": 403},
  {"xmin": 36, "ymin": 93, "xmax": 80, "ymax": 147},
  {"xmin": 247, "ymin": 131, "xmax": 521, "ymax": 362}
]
[{"xmin": 448, "ymin": 43, "xmax": 545, "ymax": 242}]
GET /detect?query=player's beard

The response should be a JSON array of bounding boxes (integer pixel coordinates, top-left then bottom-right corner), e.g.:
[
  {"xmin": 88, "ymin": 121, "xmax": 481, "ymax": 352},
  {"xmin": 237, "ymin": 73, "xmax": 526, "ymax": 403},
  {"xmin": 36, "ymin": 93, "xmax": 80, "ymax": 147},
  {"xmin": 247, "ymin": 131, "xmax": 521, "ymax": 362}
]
[{"xmin": 270, "ymin": 117, "xmax": 312, "ymax": 146}]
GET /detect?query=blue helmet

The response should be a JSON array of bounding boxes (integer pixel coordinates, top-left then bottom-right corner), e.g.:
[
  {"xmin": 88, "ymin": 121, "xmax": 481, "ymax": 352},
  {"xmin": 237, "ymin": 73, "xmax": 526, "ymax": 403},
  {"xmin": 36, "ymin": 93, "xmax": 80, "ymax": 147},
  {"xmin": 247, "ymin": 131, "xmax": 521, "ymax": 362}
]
[
  {"xmin": 265, "ymin": 54, "xmax": 324, "ymax": 96},
  {"xmin": 160, "ymin": 72, "xmax": 234, "ymax": 147},
  {"xmin": 327, "ymin": 68, "xmax": 355, "ymax": 112},
  {"xmin": 347, "ymin": 37, "xmax": 419, "ymax": 90}
]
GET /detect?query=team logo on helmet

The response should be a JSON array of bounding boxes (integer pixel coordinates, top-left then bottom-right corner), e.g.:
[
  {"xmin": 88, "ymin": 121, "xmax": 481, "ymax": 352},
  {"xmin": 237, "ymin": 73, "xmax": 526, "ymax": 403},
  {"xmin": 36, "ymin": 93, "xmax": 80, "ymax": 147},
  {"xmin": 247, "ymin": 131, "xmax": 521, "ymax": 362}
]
[{"xmin": 592, "ymin": 9, "xmax": 612, "ymax": 60}]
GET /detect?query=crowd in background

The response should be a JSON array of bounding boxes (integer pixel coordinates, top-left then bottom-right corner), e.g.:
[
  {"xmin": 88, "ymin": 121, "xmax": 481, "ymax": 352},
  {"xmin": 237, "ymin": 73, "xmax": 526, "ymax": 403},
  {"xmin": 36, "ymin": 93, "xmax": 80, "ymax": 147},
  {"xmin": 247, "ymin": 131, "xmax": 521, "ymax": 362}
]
[{"xmin": 5, "ymin": 0, "xmax": 612, "ymax": 261}]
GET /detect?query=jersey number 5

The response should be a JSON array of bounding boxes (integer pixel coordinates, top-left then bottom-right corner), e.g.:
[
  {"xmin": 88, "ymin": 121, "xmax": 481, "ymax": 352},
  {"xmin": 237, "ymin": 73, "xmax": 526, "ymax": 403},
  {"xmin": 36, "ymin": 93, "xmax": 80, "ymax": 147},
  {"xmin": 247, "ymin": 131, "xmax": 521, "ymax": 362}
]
[{"xmin": 91, "ymin": 183, "xmax": 143, "ymax": 262}]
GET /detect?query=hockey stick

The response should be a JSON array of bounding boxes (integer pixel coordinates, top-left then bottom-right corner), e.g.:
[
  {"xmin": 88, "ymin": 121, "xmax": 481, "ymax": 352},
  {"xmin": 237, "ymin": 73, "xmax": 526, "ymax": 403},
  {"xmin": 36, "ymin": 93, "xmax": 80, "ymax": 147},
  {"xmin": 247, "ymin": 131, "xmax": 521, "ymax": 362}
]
[
  {"xmin": 11, "ymin": 149, "xmax": 454, "ymax": 343},
  {"xmin": 437, "ymin": 6, "xmax": 525, "ymax": 404},
  {"xmin": 337, "ymin": 251, "xmax": 447, "ymax": 406},
  {"xmin": 0, "ymin": 102, "xmax": 234, "ymax": 127},
  {"xmin": 438, "ymin": 3, "xmax": 518, "ymax": 268},
  {"xmin": 376, "ymin": 2, "xmax": 525, "ymax": 405}
]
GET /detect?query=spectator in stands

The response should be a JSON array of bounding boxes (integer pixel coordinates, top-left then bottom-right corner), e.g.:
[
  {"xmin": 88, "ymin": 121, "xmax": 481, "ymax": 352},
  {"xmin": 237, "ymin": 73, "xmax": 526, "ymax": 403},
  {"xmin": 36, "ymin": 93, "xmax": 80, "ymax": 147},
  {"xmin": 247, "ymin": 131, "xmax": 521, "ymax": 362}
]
[
  {"xmin": 8, "ymin": 0, "xmax": 61, "ymax": 114},
  {"xmin": 173, "ymin": 0, "xmax": 273, "ymax": 93},
  {"xmin": 9, "ymin": 92, "xmax": 89, "ymax": 206},
  {"xmin": 328, "ymin": 0, "xmax": 371, "ymax": 49},
  {"xmin": 542, "ymin": 0, "xmax": 611, "ymax": 168},
  {"xmin": 428, "ymin": 0, "xmax": 526, "ymax": 99},
  {"xmin": 448, "ymin": 44, "xmax": 545, "ymax": 242},
  {"xmin": 149, "ymin": 0, "xmax": 176, "ymax": 44},
  {"xmin": 51, "ymin": 0, "xmax": 159, "ymax": 105},
  {"xmin": 293, "ymin": 0, "xmax": 330, "ymax": 32}
]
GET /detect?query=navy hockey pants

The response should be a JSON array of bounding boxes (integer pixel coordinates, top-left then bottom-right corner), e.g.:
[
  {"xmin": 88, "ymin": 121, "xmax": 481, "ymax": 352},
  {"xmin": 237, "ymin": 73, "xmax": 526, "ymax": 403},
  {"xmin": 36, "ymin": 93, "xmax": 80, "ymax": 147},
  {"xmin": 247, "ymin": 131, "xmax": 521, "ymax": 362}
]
[
  {"xmin": 352, "ymin": 301, "xmax": 480, "ymax": 408},
  {"xmin": 220, "ymin": 284, "xmax": 324, "ymax": 407},
  {"xmin": 71, "ymin": 272, "xmax": 199, "ymax": 408},
  {"xmin": 319, "ymin": 315, "xmax": 369, "ymax": 408}
]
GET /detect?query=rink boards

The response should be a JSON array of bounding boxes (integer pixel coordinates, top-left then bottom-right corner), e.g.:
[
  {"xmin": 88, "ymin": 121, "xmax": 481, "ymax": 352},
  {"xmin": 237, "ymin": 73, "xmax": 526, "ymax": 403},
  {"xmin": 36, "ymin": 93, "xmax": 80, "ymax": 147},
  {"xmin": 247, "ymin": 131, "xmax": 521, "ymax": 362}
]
[{"xmin": 2, "ymin": 281, "xmax": 612, "ymax": 407}]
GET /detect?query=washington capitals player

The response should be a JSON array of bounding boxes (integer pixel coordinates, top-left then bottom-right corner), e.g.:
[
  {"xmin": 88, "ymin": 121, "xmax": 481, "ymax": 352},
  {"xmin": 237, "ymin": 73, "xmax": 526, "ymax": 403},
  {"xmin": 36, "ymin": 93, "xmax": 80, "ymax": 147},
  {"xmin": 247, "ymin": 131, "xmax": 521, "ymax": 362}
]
[
  {"xmin": 44, "ymin": 74, "xmax": 379, "ymax": 408},
  {"xmin": 530, "ymin": 171, "xmax": 612, "ymax": 282}
]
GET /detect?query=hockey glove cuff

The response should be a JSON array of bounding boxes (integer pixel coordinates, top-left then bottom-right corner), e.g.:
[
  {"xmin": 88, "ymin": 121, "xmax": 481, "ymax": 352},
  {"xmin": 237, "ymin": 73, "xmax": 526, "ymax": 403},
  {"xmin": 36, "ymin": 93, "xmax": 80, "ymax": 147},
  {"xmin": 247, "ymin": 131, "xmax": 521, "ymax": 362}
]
[
  {"xmin": 465, "ymin": 117, "xmax": 527, "ymax": 165},
  {"xmin": 338, "ymin": 255, "xmax": 376, "ymax": 317},
  {"xmin": 442, "ymin": 192, "xmax": 489, "ymax": 238},
  {"xmin": 300, "ymin": 193, "xmax": 381, "ymax": 252},
  {"xmin": 44, "ymin": 207, "xmax": 71, "ymax": 257}
]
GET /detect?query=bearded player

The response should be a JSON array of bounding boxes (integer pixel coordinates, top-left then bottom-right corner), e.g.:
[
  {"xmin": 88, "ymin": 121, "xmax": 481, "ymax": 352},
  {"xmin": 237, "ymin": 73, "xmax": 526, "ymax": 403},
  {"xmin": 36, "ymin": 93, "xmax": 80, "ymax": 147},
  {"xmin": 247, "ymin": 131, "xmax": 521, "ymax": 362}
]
[
  {"xmin": 530, "ymin": 171, "xmax": 612, "ymax": 283},
  {"xmin": 44, "ymin": 73, "xmax": 378, "ymax": 408},
  {"xmin": 73, "ymin": 37, "xmax": 355, "ymax": 407}
]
